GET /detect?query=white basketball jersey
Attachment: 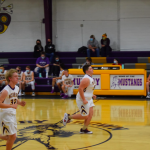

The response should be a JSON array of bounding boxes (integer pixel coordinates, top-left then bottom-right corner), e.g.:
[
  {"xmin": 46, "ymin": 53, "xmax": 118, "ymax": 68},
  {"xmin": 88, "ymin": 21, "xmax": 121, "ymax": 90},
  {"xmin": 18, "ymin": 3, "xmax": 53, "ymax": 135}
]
[
  {"xmin": 0, "ymin": 70, "xmax": 7, "ymax": 80},
  {"xmin": 59, "ymin": 70, "xmax": 64, "ymax": 77},
  {"xmin": 1, "ymin": 85, "xmax": 19, "ymax": 114},
  {"xmin": 24, "ymin": 71, "xmax": 33, "ymax": 80},
  {"xmin": 62, "ymin": 74, "xmax": 73, "ymax": 85},
  {"xmin": 77, "ymin": 74, "xmax": 96, "ymax": 100},
  {"xmin": 18, "ymin": 71, "xmax": 23, "ymax": 81}
]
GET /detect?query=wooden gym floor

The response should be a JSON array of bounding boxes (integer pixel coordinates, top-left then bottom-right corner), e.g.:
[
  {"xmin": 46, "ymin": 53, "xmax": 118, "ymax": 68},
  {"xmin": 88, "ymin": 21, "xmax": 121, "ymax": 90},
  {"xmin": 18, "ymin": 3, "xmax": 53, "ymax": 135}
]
[{"xmin": 0, "ymin": 97, "xmax": 150, "ymax": 150}]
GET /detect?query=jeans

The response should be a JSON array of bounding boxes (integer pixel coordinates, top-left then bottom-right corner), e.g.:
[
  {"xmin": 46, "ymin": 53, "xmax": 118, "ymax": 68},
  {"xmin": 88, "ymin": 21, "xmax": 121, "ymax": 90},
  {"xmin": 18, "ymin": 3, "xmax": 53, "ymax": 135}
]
[
  {"xmin": 37, "ymin": 67, "xmax": 46, "ymax": 75},
  {"xmin": 87, "ymin": 48, "xmax": 100, "ymax": 57},
  {"xmin": 46, "ymin": 53, "xmax": 54, "ymax": 63}
]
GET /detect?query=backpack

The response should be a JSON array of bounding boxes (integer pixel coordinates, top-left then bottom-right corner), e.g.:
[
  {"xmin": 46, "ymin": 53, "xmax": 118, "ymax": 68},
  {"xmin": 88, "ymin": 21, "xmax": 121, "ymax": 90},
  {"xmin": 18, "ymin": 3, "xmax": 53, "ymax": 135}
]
[{"xmin": 78, "ymin": 46, "xmax": 87, "ymax": 54}]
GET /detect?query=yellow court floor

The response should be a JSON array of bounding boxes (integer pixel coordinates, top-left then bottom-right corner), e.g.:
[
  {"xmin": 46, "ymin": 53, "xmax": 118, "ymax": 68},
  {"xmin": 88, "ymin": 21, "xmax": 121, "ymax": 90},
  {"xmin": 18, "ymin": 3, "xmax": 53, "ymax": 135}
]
[{"xmin": 1, "ymin": 98, "xmax": 150, "ymax": 150}]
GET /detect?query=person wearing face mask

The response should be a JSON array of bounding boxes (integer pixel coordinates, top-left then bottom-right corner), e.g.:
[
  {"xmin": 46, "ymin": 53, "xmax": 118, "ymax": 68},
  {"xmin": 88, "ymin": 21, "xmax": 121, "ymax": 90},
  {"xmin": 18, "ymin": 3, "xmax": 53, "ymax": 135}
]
[
  {"xmin": 16, "ymin": 66, "xmax": 23, "ymax": 96},
  {"xmin": 81, "ymin": 57, "xmax": 94, "ymax": 68},
  {"xmin": 34, "ymin": 39, "xmax": 44, "ymax": 58},
  {"xmin": 100, "ymin": 33, "xmax": 112, "ymax": 57},
  {"xmin": 112, "ymin": 58, "xmax": 121, "ymax": 66},
  {"xmin": 0, "ymin": 65, "xmax": 7, "ymax": 87},
  {"xmin": 35, "ymin": 52, "xmax": 50, "ymax": 78},
  {"xmin": 51, "ymin": 56, "xmax": 62, "ymax": 77},
  {"xmin": 87, "ymin": 35, "xmax": 100, "ymax": 57},
  {"xmin": 45, "ymin": 39, "xmax": 55, "ymax": 64},
  {"xmin": 22, "ymin": 66, "xmax": 35, "ymax": 96}
]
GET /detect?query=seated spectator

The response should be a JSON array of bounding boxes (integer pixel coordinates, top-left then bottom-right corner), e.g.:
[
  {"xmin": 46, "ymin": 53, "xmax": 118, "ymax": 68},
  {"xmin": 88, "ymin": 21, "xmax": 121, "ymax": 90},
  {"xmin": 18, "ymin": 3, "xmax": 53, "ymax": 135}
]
[
  {"xmin": 16, "ymin": 66, "xmax": 23, "ymax": 96},
  {"xmin": 52, "ymin": 56, "xmax": 62, "ymax": 76},
  {"xmin": 35, "ymin": 52, "xmax": 49, "ymax": 78},
  {"xmin": 112, "ymin": 58, "xmax": 121, "ymax": 66},
  {"xmin": 61, "ymin": 69, "xmax": 74, "ymax": 99},
  {"xmin": 87, "ymin": 35, "xmax": 100, "ymax": 57},
  {"xmin": 22, "ymin": 66, "xmax": 35, "ymax": 96},
  {"xmin": 0, "ymin": 65, "xmax": 7, "ymax": 87},
  {"xmin": 146, "ymin": 75, "xmax": 150, "ymax": 98},
  {"xmin": 45, "ymin": 39, "xmax": 55, "ymax": 64},
  {"xmin": 81, "ymin": 57, "xmax": 94, "ymax": 68},
  {"xmin": 101, "ymin": 33, "xmax": 112, "ymax": 57},
  {"xmin": 51, "ymin": 63, "xmax": 65, "ymax": 96},
  {"xmin": 34, "ymin": 39, "xmax": 44, "ymax": 58}
]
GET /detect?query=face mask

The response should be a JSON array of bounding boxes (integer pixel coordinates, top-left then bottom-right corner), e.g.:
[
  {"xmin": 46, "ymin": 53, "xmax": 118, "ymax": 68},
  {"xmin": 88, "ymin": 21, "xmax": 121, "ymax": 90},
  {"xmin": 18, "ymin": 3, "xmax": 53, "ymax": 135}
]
[
  {"xmin": 48, "ymin": 42, "xmax": 51, "ymax": 44},
  {"xmin": 103, "ymin": 37, "xmax": 106, "ymax": 40},
  {"xmin": 0, "ymin": 69, "xmax": 2, "ymax": 73},
  {"xmin": 114, "ymin": 61, "xmax": 117, "ymax": 64},
  {"xmin": 17, "ymin": 70, "xmax": 20, "ymax": 72},
  {"xmin": 90, "ymin": 38, "xmax": 93, "ymax": 42},
  {"xmin": 26, "ymin": 70, "xmax": 29, "ymax": 73},
  {"xmin": 56, "ymin": 59, "xmax": 59, "ymax": 62},
  {"xmin": 41, "ymin": 57, "xmax": 45, "ymax": 59},
  {"xmin": 86, "ymin": 61, "xmax": 90, "ymax": 64}
]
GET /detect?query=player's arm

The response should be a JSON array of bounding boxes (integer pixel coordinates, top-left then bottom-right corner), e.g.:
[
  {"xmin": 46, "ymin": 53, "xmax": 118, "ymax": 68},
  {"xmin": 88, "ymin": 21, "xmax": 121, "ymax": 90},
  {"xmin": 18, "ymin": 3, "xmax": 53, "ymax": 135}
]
[
  {"xmin": 0, "ymin": 90, "xmax": 17, "ymax": 109},
  {"xmin": 29, "ymin": 72, "xmax": 34, "ymax": 82},
  {"xmin": 78, "ymin": 78, "xmax": 90, "ymax": 104},
  {"xmin": 21, "ymin": 74, "xmax": 23, "ymax": 81},
  {"xmin": 23, "ymin": 73, "xmax": 26, "ymax": 82},
  {"xmin": 55, "ymin": 71, "xmax": 64, "ymax": 80}
]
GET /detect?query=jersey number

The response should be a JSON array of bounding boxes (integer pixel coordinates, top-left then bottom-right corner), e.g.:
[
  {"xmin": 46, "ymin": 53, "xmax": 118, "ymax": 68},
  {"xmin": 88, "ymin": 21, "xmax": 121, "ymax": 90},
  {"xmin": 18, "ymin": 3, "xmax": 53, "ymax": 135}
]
[{"xmin": 10, "ymin": 99, "xmax": 17, "ymax": 105}]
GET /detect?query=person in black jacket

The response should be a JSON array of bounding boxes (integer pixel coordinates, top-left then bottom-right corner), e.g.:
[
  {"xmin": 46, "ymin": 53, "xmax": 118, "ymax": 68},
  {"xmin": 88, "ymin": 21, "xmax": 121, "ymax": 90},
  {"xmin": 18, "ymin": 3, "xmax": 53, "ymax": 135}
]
[
  {"xmin": 52, "ymin": 56, "xmax": 62, "ymax": 76},
  {"xmin": 45, "ymin": 39, "xmax": 55, "ymax": 64},
  {"xmin": 100, "ymin": 33, "xmax": 112, "ymax": 57},
  {"xmin": 34, "ymin": 39, "xmax": 44, "ymax": 58}
]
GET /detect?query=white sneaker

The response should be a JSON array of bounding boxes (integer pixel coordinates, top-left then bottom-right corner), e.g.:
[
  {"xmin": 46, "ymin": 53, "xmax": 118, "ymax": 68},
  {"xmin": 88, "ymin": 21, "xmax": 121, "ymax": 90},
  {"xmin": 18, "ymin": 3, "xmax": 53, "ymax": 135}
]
[
  {"xmin": 63, "ymin": 113, "xmax": 68, "ymax": 126},
  {"xmin": 22, "ymin": 92, "xmax": 25, "ymax": 96},
  {"xmin": 32, "ymin": 92, "xmax": 35, "ymax": 96},
  {"xmin": 146, "ymin": 95, "xmax": 150, "ymax": 98},
  {"xmin": 18, "ymin": 92, "xmax": 22, "ymax": 96}
]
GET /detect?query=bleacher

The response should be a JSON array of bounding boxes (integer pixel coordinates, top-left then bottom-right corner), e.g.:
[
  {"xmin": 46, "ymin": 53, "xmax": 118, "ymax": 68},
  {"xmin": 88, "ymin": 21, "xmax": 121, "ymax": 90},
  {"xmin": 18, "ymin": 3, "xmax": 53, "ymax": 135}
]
[{"xmin": 1, "ymin": 51, "xmax": 150, "ymax": 95}]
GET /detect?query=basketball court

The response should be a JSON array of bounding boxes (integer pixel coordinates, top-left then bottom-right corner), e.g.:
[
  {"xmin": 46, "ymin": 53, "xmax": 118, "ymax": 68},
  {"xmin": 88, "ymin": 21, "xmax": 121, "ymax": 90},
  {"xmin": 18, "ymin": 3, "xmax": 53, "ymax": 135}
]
[{"xmin": 0, "ymin": 97, "xmax": 150, "ymax": 150}]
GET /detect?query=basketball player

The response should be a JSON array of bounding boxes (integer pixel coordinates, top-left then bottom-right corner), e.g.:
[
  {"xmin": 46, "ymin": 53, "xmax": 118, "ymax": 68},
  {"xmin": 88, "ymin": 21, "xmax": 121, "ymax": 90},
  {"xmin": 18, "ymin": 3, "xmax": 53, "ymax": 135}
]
[
  {"xmin": 0, "ymin": 69, "xmax": 26, "ymax": 150},
  {"xmin": 16, "ymin": 66, "xmax": 23, "ymax": 96},
  {"xmin": 63, "ymin": 65, "xmax": 96, "ymax": 134},
  {"xmin": 22, "ymin": 66, "xmax": 35, "ymax": 96},
  {"xmin": 51, "ymin": 63, "xmax": 65, "ymax": 96},
  {"xmin": 0, "ymin": 65, "xmax": 7, "ymax": 87},
  {"xmin": 61, "ymin": 69, "xmax": 74, "ymax": 98}
]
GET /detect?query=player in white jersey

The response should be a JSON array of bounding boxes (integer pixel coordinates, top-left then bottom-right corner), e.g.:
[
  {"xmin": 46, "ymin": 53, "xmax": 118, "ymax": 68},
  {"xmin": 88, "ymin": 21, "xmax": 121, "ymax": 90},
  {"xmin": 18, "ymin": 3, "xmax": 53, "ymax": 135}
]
[
  {"xmin": 16, "ymin": 66, "xmax": 23, "ymax": 96},
  {"xmin": 22, "ymin": 66, "xmax": 35, "ymax": 96},
  {"xmin": 0, "ymin": 69, "xmax": 26, "ymax": 150},
  {"xmin": 61, "ymin": 69, "xmax": 74, "ymax": 99},
  {"xmin": 51, "ymin": 63, "xmax": 65, "ymax": 96},
  {"xmin": 0, "ymin": 65, "xmax": 7, "ymax": 87},
  {"xmin": 63, "ymin": 65, "xmax": 96, "ymax": 134}
]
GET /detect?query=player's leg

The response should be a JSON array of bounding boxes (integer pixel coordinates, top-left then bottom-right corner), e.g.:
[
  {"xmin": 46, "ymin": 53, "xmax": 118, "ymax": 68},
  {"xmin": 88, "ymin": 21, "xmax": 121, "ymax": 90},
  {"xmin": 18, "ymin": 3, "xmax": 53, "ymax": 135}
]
[
  {"xmin": 30, "ymin": 81, "xmax": 35, "ymax": 96},
  {"xmin": 67, "ymin": 86, "xmax": 73, "ymax": 97},
  {"xmin": 146, "ymin": 82, "xmax": 150, "ymax": 98},
  {"xmin": 51, "ymin": 78, "xmax": 56, "ymax": 93},
  {"xmin": 57, "ymin": 82, "xmax": 64, "ymax": 96},
  {"xmin": 0, "ymin": 134, "xmax": 8, "ymax": 140},
  {"xmin": 6, "ymin": 134, "xmax": 16, "ymax": 150},
  {"xmin": 62, "ymin": 85, "xmax": 68, "ymax": 99}
]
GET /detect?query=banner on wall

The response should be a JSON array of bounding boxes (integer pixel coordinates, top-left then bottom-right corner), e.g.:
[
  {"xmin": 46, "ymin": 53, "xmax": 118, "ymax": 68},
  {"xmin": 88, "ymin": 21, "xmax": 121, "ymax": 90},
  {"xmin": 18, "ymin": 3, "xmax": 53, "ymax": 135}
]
[
  {"xmin": 73, "ymin": 75, "xmax": 101, "ymax": 89},
  {"xmin": 110, "ymin": 75, "xmax": 144, "ymax": 90}
]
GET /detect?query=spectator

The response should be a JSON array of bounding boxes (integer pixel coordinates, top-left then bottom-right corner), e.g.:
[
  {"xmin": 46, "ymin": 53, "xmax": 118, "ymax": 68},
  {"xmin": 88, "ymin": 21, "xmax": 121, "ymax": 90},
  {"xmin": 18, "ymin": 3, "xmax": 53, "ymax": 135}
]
[
  {"xmin": 52, "ymin": 56, "xmax": 61, "ymax": 77},
  {"xmin": 34, "ymin": 39, "xmax": 44, "ymax": 58},
  {"xmin": 101, "ymin": 33, "xmax": 112, "ymax": 57},
  {"xmin": 81, "ymin": 57, "xmax": 94, "ymax": 68},
  {"xmin": 146, "ymin": 75, "xmax": 150, "ymax": 98},
  {"xmin": 112, "ymin": 58, "xmax": 121, "ymax": 66},
  {"xmin": 22, "ymin": 66, "xmax": 35, "ymax": 96},
  {"xmin": 45, "ymin": 39, "xmax": 55, "ymax": 64},
  {"xmin": 16, "ymin": 66, "xmax": 23, "ymax": 96},
  {"xmin": 51, "ymin": 63, "xmax": 65, "ymax": 95},
  {"xmin": 87, "ymin": 35, "xmax": 100, "ymax": 57},
  {"xmin": 35, "ymin": 52, "xmax": 49, "ymax": 78},
  {"xmin": 0, "ymin": 65, "xmax": 7, "ymax": 87}
]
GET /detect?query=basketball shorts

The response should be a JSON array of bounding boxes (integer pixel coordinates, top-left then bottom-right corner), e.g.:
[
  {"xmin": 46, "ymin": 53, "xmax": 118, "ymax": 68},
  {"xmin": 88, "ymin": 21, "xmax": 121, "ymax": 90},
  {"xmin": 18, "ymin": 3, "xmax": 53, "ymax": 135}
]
[
  {"xmin": 56, "ymin": 79, "xmax": 62, "ymax": 84},
  {"xmin": 76, "ymin": 98, "xmax": 95, "ymax": 116},
  {"xmin": 0, "ymin": 111, "xmax": 17, "ymax": 136}
]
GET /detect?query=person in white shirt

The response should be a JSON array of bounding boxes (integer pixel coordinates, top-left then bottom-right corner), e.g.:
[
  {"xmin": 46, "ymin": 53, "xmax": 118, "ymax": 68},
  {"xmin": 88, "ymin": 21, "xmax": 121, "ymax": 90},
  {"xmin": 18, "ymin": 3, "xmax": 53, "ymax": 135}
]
[
  {"xmin": 61, "ymin": 69, "xmax": 74, "ymax": 99},
  {"xmin": 0, "ymin": 69, "xmax": 26, "ymax": 150},
  {"xmin": 16, "ymin": 66, "xmax": 23, "ymax": 96},
  {"xmin": 63, "ymin": 65, "xmax": 96, "ymax": 134},
  {"xmin": 0, "ymin": 65, "xmax": 7, "ymax": 87},
  {"xmin": 22, "ymin": 66, "xmax": 35, "ymax": 96}
]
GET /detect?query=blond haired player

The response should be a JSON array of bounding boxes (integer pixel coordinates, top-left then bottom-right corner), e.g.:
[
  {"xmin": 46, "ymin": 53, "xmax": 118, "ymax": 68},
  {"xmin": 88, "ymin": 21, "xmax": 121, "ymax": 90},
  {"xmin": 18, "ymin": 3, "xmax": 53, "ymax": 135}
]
[
  {"xmin": 63, "ymin": 65, "xmax": 96, "ymax": 134},
  {"xmin": 0, "ymin": 69, "xmax": 26, "ymax": 150}
]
